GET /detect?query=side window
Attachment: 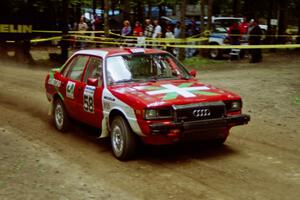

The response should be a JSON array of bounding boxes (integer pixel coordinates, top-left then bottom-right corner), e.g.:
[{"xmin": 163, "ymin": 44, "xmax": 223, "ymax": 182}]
[
  {"xmin": 83, "ymin": 57, "xmax": 103, "ymax": 86},
  {"xmin": 65, "ymin": 55, "xmax": 89, "ymax": 81}
]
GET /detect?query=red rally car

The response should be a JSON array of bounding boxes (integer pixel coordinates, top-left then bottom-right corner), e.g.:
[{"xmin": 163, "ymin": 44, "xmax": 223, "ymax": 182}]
[{"xmin": 45, "ymin": 47, "xmax": 250, "ymax": 160}]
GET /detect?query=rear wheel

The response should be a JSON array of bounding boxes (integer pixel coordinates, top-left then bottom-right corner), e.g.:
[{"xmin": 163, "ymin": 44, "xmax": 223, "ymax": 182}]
[
  {"xmin": 209, "ymin": 44, "xmax": 222, "ymax": 59},
  {"xmin": 111, "ymin": 116, "xmax": 138, "ymax": 161},
  {"xmin": 53, "ymin": 98, "xmax": 69, "ymax": 132}
]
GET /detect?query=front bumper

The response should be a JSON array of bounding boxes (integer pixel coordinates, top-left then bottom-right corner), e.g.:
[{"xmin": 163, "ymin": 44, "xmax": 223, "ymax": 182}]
[{"xmin": 149, "ymin": 114, "xmax": 250, "ymax": 135}]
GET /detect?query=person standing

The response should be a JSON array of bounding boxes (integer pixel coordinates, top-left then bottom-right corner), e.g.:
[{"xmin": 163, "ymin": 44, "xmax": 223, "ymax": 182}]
[
  {"xmin": 249, "ymin": 19, "xmax": 262, "ymax": 63},
  {"xmin": 152, "ymin": 20, "xmax": 162, "ymax": 38},
  {"xmin": 174, "ymin": 22, "xmax": 181, "ymax": 38},
  {"xmin": 165, "ymin": 25, "xmax": 175, "ymax": 54},
  {"xmin": 78, "ymin": 16, "xmax": 88, "ymax": 49},
  {"xmin": 228, "ymin": 22, "xmax": 241, "ymax": 45},
  {"xmin": 133, "ymin": 21, "xmax": 143, "ymax": 36},
  {"xmin": 121, "ymin": 20, "xmax": 132, "ymax": 36},
  {"xmin": 239, "ymin": 17, "xmax": 249, "ymax": 41},
  {"xmin": 152, "ymin": 20, "xmax": 162, "ymax": 48},
  {"xmin": 144, "ymin": 19, "xmax": 154, "ymax": 38}
]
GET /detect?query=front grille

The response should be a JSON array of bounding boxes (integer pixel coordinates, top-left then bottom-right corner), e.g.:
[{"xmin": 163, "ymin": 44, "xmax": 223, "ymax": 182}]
[{"xmin": 173, "ymin": 102, "xmax": 225, "ymax": 122}]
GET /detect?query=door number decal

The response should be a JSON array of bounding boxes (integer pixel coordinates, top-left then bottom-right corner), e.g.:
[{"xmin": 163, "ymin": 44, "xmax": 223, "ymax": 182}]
[
  {"xmin": 66, "ymin": 81, "xmax": 76, "ymax": 99},
  {"xmin": 83, "ymin": 86, "xmax": 95, "ymax": 113}
]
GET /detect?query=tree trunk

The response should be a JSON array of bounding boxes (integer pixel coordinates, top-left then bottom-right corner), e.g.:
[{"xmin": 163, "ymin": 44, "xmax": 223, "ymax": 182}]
[
  {"xmin": 147, "ymin": 0, "xmax": 152, "ymax": 19},
  {"xmin": 60, "ymin": 0, "xmax": 69, "ymax": 62},
  {"xmin": 277, "ymin": 0, "xmax": 287, "ymax": 44},
  {"xmin": 232, "ymin": 0, "xmax": 240, "ymax": 17},
  {"xmin": 207, "ymin": 0, "xmax": 213, "ymax": 31},
  {"xmin": 200, "ymin": 0, "xmax": 206, "ymax": 34},
  {"xmin": 123, "ymin": 0, "xmax": 130, "ymax": 20},
  {"xmin": 93, "ymin": 0, "xmax": 97, "ymax": 16},
  {"xmin": 136, "ymin": 0, "xmax": 144, "ymax": 23},
  {"xmin": 104, "ymin": 0, "xmax": 110, "ymax": 37},
  {"xmin": 0, "ymin": 42, "xmax": 8, "ymax": 59},
  {"xmin": 297, "ymin": 20, "xmax": 300, "ymax": 44},
  {"xmin": 178, "ymin": 0, "xmax": 187, "ymax": 61}
]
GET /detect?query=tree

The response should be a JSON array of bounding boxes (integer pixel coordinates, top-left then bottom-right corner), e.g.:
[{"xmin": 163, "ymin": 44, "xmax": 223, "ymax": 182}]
[
  {"xmin": 178, "ymin": 0, "xmax": 187, "ymax": 61},
  {"xmin": 61, "ymin": 0, "xmax": 70, "ymax": 62},
  {"xmin": 104, "ymin": 0, "xmax": 110, "ymax": 37}
]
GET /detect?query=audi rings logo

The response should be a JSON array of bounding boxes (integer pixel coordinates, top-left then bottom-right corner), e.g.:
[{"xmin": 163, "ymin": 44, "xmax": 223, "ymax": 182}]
[{"xmin": 192, "ymin": 108, "xmax": 211, "ymax": 117}]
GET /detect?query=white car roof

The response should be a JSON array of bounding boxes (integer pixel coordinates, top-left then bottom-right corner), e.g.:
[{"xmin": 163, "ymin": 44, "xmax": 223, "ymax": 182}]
[{"xmin": 73, "ymin": 49, "xmax": 108, "ymax": 58}]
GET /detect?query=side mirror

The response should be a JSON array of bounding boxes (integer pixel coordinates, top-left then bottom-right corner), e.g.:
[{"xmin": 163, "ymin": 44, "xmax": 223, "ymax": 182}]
[
  {"xmin": 189, "ymin": 70, "xmax": 197, "ymax": 77},
  {"xmin": 87, "ymin": 78, "xmax": 98, "ymax": 87}
]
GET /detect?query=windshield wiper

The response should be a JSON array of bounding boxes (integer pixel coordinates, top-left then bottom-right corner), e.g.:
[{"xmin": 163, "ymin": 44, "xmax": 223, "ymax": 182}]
[
  {"xmin": 113, "ymin": 78, "xmax": 137, "ymax": 84},
  {"xmin": 147, "ymin": 74, "xmax": 170, "ymax": 82},
  {"xmin": 180, "ymin": 76, "xmax": 191, "ymax": 80}
]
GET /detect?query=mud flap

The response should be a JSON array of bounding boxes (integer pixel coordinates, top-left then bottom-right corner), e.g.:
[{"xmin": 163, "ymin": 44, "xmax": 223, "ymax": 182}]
[{"xmin": 48, "ymin": 100, "xmax": 53, "ymax": 116}]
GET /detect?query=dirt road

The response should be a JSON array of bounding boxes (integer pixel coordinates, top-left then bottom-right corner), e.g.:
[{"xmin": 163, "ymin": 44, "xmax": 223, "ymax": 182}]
[{"xmin": 0, "ymin": 52, "xmax": 300, "ymax": 200}]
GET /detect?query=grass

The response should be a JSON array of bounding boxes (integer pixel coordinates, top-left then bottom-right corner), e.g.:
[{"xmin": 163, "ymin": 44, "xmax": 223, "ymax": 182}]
[
  {"xmin": 183, "ymin": 56, "xmax": 225, "ymax": 70},
  {"xmin": 295, "ymin": 96, "xmax": 300, "ymax": 107}
]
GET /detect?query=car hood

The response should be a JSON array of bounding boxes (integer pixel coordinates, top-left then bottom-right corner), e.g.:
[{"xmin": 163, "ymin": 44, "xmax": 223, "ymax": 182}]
[{"xmin": 109, "ymin": 79, "xmax": 240, "ymax": 108}]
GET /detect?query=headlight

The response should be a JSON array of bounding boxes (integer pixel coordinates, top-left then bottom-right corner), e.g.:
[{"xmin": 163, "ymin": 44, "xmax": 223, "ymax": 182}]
[
  {"xmin": 144, "ymin": 108, "xmax": 172, "ymax": 120},
  {"xmin": 225, "ymin": 100, "xmax": 242, "ymax": 112},
  {"xmin": 231, "ymin": 101, "xmax": 241, "ymax": 110}
]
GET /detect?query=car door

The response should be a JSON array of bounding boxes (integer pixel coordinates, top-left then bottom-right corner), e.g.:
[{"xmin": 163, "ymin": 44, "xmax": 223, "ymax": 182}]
[
  {"xmin": 63, "ymin": 54, "xmax": 89, "ymax": 120},
  {"xmin": 79, "ymin": 56, "xmax": 104, "ymax": 128}
]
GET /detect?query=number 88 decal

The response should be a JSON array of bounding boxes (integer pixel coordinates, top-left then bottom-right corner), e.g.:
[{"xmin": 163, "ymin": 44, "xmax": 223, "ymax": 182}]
[{"xmin": 83, "ymin": 86, "xmax": 95, "ymax": 113}]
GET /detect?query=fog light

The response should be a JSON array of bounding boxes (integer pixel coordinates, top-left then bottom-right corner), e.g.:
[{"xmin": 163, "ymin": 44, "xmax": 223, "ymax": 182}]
[{"xmin": 167, "ymin": 129, "xmax": 181, "ymax": 137}]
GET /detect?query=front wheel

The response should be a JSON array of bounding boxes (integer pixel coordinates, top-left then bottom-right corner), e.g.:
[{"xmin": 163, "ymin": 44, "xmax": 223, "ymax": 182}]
[
  {"xmin": 111, "ymin": 116, "xmax": 138, "ymax": 161},
  {"xmin": 211, "ymin": 137, "xmax": 227, "ymax": 146},
  {"xmin": 53, "ymin": 98, "xmax": 69, "ymax": 132}
]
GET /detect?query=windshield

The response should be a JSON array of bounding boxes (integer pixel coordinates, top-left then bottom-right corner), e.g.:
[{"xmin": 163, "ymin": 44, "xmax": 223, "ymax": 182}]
[
  {"xmin": 212, "ymin": 24, "xmax": 228, "ymax": 33},
  {"xmin": 106, "ymin": 53, "xmax": 191, "ymax": 85},
  {"xmin": 214, "ymin": 19, "xmax": 242, "ymax": 28}
]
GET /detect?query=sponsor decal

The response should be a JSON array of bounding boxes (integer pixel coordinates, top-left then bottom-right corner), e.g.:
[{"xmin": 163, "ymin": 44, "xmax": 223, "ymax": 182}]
[
  {"xmin": 66, "ymin": 81, "xmax": 76, "ymax": 99},
  {"xmin": 134, "ymin": 83, "xmax": 218, "ymax": 100},
  {"xmin": 0, "ymin": 24, "xmax": 32, "ymax": 33},
  {"xmin": 48, "ymin": 78, "xmax": 61, "ymax": 87},
  {"xmin": 83, "ymin": 85, "xmax": 95, "ymax": 113},
  {"xmin": 103, "ymin": 102, "xmax": 111, "ymax": 110}
]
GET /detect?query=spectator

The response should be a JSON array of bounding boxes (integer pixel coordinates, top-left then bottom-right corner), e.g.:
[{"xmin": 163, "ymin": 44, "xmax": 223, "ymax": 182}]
[
  {"xmin": 93, "ymin": 15, "xmax": 103, "ymax": 47},
  {"xmin": 249, "ymin": 19, "xmax": 263, "ymax": 63},
  {"xmin": 121, "ymin": 20, "xmax": 132, "ymax": 36},
  {"xmin": 174, "ymin": 22, "xmax": 181, "ymax": 38},
  {"xmin": 93, "ymin": 15, "xmax": 103, "ymax": 32},
  {"xmin": 239, "ymin": 17, "xmax": 249, "ymax": 41},
  {"xmin": 78, "ymin": 16, "xmax": 88, "ymax": 49},
  {"xmin": 133, "ymin": 21, "xmax": 143, "ymax": 36},
  {"xmin": 228, "ymin": 22, "xmax": 241, "ymax": 45},
  {"xmin": 144, "ymin": 19, "xmax": 153, "ymax": 38},
  {"xmin": 152, "ymin": 20, "xmax": 162, "ymax": 38},
  {"xmin": 239, "ymin": 18, "xmax": 249, "ymax": 35},
  {"xmin": 165, "ymin": 25, "xmax": 175, "ymax": 54},
  {"xmin": 165, "ymin": 25, "xmax": 174, "ymax": 39},
  {"xmin": 186, "ymin": 24, "xmax": 196, "ymax": 57}
]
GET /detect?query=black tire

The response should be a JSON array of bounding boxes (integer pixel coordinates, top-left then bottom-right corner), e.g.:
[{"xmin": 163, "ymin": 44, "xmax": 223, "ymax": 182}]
[
  {"xmin": 209, "ymin": 43, "xmax": 222, "ymax": 59},
  {"xmin": 53, "ymin": 98, "xmax": 69, "ymax": 132},
  {"xmin": 111, "ymin": 116, "xmax": 138, "ymax": 161}
]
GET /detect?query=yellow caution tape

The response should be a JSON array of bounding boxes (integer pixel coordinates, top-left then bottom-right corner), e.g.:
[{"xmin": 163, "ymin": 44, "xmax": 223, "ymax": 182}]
[
  {"xmin": 30, "ymin": 36, "xmax": 62, "ymax": 43},
  {"xmin": 64, "ymin": 37, "xmax": 300, "ymax": 49},
  {"xmin": 28, "ymin": 33, "xmax": 300, "ymax": 50},
  {"xmin": 70, "ymin": 34, "xmax": 208, "ymax": 43},
  {"xmin": 32, "ymin": 30, "xmax": 62, "ymax": 33},
  {"xmin": 167, "ymin": 44, "xmax": 300, "ymax": 49}
]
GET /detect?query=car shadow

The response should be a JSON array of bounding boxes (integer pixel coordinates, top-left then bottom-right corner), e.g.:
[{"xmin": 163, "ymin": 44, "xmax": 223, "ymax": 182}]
[
  {"xmin": 57, "ymin": 120, "xmax": 238, "ymax": 163},
  {"xmin": 137, "ymin": 141, "xmax": 237, "ymax": 163}
]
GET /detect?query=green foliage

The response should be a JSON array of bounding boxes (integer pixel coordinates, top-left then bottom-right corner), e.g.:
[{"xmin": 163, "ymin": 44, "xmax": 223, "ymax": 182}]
[
  {"xmin": 183, "ymin": 56, "xmax": 223, "ymax": 70},
  {"xmin": 295, "ymin": 96, "xmax": 300, "ymax": 107}
]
